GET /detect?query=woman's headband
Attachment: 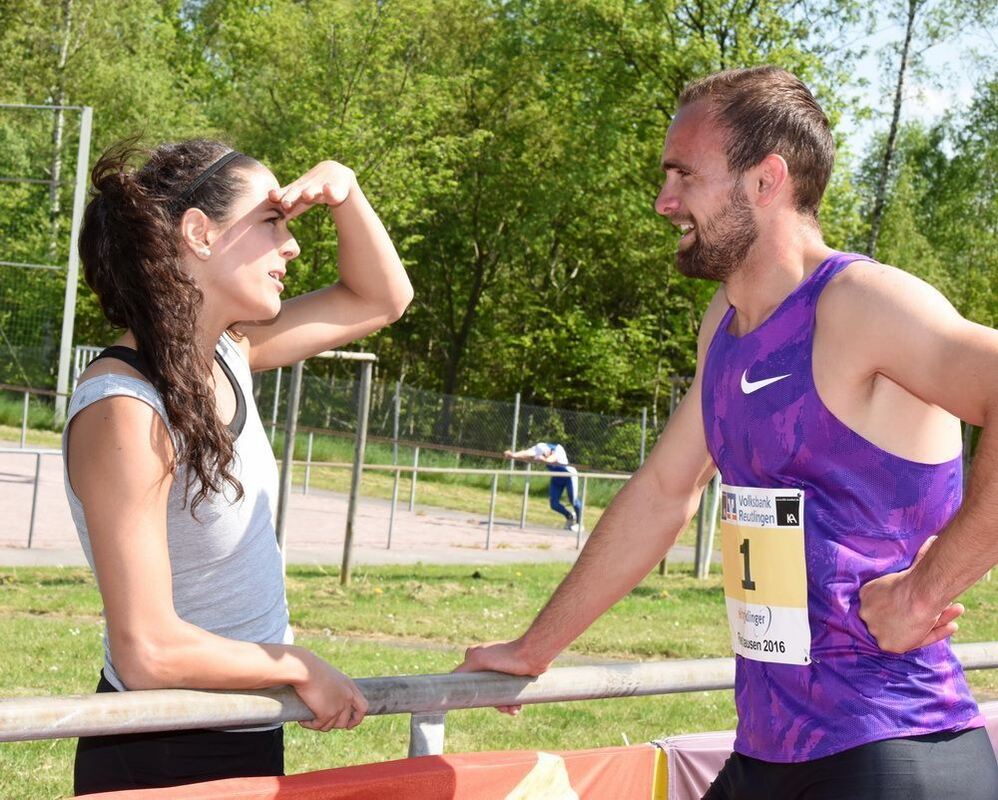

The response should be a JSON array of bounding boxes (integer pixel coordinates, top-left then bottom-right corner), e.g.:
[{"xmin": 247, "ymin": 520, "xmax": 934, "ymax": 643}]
[{"xmin": 176, "ymin": 150, "xmax": 243, "ymax": 204}]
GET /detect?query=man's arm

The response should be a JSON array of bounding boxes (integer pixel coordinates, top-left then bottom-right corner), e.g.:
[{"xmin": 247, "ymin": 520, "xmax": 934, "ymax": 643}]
[
  {"xmin": 458, "ymin": 290, "xmax": 728, "ymax": 678},
  {"xmin": 823, "ymin": 263, "xmax": 998, "ymax": 652},
  {"xmin": 505, "ymin": 447, "xmax": 541, "ymax": 461}
]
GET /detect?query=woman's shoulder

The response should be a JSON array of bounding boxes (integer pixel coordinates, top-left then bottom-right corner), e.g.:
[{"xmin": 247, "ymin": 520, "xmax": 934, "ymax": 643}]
[{"xmin": 68, "ymin": 369, "xmax": 169, "ymax": 431}]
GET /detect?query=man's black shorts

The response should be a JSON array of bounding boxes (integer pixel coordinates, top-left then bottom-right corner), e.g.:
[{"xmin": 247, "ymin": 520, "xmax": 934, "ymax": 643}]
[{"xmin": 703, "ymin": 727, "xmax": 998, "ymax": 800}]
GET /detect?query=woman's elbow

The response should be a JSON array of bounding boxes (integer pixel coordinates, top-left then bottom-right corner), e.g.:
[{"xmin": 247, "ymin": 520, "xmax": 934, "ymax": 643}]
[
  {"xmin": 385, "ymin": 284, "xmax": 414, "ymax": 323},
  {"xmin": 111, "ymin": 634, "xmax": 181, "ymax": 689}
]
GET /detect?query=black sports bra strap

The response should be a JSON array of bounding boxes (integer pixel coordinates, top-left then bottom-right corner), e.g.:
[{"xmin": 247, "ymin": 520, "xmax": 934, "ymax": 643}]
[
  {"xmin": 213, "ymin": 349, "xmax": 247, "ymax": 437},
  {"xmin": 88, "ymin": 346, "xmax": 153, "ymax": 381},
  {"xmin": 86, "ymin": 345, "xmax": 246, "ymax": 438}
]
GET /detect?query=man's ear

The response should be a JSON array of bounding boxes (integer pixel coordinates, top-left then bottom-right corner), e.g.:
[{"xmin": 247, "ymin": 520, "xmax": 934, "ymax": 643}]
[
  {"xmin": 751, "ymin": 153, "xmax": 789, "ymax": 209},
  {"xmin": 179, "ymin": 207, "xmax": 214, "ymax": 260}
]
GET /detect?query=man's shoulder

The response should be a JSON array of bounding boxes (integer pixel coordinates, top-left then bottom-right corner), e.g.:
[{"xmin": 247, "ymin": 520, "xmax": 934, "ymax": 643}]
[{"xmin": 820, "ymin": 258, "xmax": 955, "ymax": 330}]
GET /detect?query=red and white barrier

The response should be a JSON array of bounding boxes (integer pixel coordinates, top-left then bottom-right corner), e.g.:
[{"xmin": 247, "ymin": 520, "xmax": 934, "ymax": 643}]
[
  {"xmin": 77, "ymin": 700, "xmax": 998, "ymax": 800},
  {"xmin": 81, "ymin": 744, "xmax": 660, "ymax": 799}
]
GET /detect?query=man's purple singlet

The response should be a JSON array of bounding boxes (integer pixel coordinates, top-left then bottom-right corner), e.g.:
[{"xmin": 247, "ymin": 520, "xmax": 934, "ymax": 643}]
[{"xmin": 701, "ymin": 251, "xmax": 983, "ymax": 763}]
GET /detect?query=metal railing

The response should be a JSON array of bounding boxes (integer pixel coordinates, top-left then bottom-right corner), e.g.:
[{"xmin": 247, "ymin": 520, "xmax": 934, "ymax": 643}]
[
  {"xmin": 0, "ymin": 383, "xmax": 63, "ymax": 448},
  {"xmin": 287, "ymin": 455, "xmax": 720, "ymax": 575},
  {"xmin": 2, "ymin": 643, "xmax": 996, "ymax": 757},
  {"xmin": 294, "ymin": 459, "xmax": 633, "ymax": 550},
  {"xmin": 2, "ymin": 443, "xmax": 721, "ymax": 574},
  {"xmin": 0, "ymin": 447, "xmax": 62, "ymax": 547}
]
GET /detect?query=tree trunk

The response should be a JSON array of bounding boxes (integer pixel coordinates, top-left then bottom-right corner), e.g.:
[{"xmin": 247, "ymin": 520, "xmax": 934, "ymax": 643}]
[
  {"xmin": 866, "ymin": 0, "xmax": 920, "ymax": 257},
  {"xmin": 651, "ymin": 356, "xmax": 663, "ymax": 431},
  {"xmin": 47, "ymin": 0, "xmax": 75, "ymax": 261}
]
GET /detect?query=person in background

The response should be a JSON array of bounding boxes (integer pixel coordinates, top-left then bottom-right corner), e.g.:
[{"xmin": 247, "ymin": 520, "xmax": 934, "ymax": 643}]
[
  {"xmin": 66, "ymin": 138, "xmax": 413, "ymax": 794},
  {"xmin": 505, "ymin": 442, "xmax": 583, "ymax": 532}
]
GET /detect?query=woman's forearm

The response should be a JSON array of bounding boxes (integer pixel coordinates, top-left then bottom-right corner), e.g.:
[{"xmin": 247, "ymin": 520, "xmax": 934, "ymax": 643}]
[
  {"xmin": 112, "ymin": 619, "xmax": 318, "ymax": 692},
  {"xmin": 331, "ymin": 181, "xmax": 413, "ymax": 318}
]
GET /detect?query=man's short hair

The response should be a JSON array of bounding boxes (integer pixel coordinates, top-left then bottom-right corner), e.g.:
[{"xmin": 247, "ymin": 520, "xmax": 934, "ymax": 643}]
[{"xmin": 678, "ymin": 66, "xmax": 834, "ymax": 218}]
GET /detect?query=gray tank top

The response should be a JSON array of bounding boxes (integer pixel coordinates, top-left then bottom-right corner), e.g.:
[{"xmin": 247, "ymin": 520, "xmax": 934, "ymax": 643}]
[{"xmin": 62, "ymin": 333, "xmax": 293, "ymax": 696}]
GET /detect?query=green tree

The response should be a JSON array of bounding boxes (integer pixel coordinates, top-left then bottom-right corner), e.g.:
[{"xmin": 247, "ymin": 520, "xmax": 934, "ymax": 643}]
[
  {"xmin": 863, "ymin": 77, "xmax": 998, "ymax": 326},
  {"xmin": 0, "ymin": 0, "xmax": 212, "ymax": 384},
  {"xmin": 864, "ymin": 0, "xmax": 997, "ymax": 257}
]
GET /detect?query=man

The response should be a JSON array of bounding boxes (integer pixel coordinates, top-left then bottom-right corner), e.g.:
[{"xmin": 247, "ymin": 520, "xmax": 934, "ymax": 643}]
[
  {"xmin": 458, "ymin": 66, "xmax": 998, "ymax": 798},
  {"xmin": 504, "ymin": 442, "xmax": 584, "ymax": 532}
]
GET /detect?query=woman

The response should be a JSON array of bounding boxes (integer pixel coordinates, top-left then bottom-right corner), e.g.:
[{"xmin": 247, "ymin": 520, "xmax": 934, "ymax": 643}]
[{"xmin": 64, "ymin": 138, "xmax": 413, "ymax": 794}]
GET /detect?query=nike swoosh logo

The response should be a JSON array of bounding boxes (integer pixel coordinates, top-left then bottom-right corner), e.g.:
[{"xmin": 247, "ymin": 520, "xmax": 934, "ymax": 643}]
[{"xmin": 740, "ymin": 370, "xmax": 791, "ymax": 394}]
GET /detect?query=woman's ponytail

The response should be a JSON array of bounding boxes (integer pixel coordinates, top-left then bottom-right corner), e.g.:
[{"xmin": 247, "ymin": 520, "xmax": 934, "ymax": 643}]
[{"xmin": 79, "ymin": 138, "xmax": 258, "ymax": 512}]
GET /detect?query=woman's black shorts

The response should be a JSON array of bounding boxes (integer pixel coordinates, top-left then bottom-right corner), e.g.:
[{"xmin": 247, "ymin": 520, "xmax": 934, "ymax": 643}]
[{"xmin": 73, "ymin": 672, "xmax": 284, "ymax": 796}]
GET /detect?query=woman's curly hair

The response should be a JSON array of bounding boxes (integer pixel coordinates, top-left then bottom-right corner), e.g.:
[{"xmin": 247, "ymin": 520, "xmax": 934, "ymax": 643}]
[{"xmin": 79, "ymin": 138, "xmax": 259, "ymax": 512}]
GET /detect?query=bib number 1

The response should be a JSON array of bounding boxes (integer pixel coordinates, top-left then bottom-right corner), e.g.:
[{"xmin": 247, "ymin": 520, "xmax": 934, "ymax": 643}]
[
  {"xmin": 720, "ymin": 484, "xmax": 810, "ymax": 666},
  {"xmin": 739, "ymin": 538, "xmax": 756, "ymax": 590}
]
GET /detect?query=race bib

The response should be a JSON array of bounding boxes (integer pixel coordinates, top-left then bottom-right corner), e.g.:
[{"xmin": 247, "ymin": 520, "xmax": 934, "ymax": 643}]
[{"xmin": 720, "ymin": 484, "xmax": 811, "ymax": 665}]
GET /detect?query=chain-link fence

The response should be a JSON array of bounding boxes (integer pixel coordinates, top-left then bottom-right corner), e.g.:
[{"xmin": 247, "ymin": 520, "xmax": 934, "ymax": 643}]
[
  {"xmin": 0, "ymin": 104, "xmax": 91, "ymax": 409},
  {"xmin": 255, "ymin": 364, "xmax": 692, "ymax": 473}
]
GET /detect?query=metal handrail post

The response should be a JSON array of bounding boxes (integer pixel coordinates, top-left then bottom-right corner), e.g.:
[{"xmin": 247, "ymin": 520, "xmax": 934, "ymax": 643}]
[
  {"xmin": 408, "ymin": 712, "xmax": 447, "ymax": 757},
  {"xmin": 341, "ymin": 360, "xmax": 373, "ymax": 586},
  {"xmin": 392, "ymin": 380, "xmax": 401, "ymax": 466},
  {"xmin": 388, "ymin": 468, "xmax": 401, "ymax": 549},
  {"xmin": 54, "ymin": 105, "xmax": 92, "ymax": 424},
  {"xmin": 509, "ymin": 392, "xmax": 520, "ymax": 478},
  {"xmin": 486, "ymin": 472, "xmax": 499, "ymax": 549},
  {"xmin": 269, "ymin": 366, "xmax": 282, "ymax": 444},
  {"xmin": 303, "ymin": 432, "xmax": 313, "ymax": 494},
  {"xmin": 693, "ymin": 487, "xmax": 708, "ymax": 578},
  {"xmin": 27, "ymin": 453, "xmax": 41, "ymax": 548},
  {"xmin": 408, "ymin": 446, "xmax": 420, "ymax": 511},
  {"xmin": 577, "ymin": 476, "xmax": 588, "ymax": 549},
  {"xmin": 275, "ymin": 362, "xmax": 303, "ymax": 555},
  {"xmin": 639, "ymin": 406, "xmax": 648, "ymax": 464},
  {"xmin": 519, "ymin": 462, "xmax": 531, "ymax": 528},
  {"xmin": 699, "ymin": 473, "xmax": 721, "ymax": 579},
  {"xmin": 20, "ymin": 391, "xmax": 29, "ymax": 448}
]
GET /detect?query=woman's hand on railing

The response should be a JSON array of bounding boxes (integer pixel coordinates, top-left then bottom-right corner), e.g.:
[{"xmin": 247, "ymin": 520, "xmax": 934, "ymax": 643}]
[
  {"xmin": 454, "ymin": 639, "xmax": 547, "ymax": 716},
  {"xmin": 293, "ymin": 653, "xmax": 369, "ymax": 732}
]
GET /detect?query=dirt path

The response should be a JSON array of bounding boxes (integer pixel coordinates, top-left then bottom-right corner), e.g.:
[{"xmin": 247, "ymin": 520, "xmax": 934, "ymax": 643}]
[{"xmin": 0, "ymin": 444, "xmax": 701, "ymax": 568}]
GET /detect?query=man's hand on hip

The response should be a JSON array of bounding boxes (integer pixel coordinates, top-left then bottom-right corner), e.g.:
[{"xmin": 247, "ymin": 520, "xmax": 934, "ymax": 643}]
[{"xmin": 858, "ymin": 536, "xmax": 964, "ymax": 653}]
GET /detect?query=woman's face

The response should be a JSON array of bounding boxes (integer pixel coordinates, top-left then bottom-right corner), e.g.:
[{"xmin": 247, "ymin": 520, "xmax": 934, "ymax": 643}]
[{"xmin": 198, "ymin": 164, "xmax": 300, "ymax": 324}]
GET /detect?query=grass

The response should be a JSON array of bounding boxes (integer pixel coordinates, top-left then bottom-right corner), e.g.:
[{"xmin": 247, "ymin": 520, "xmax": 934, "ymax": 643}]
[
  {"xmin": 1, "ymin": 564, "xmax": 997, "ymax": 799},
  {"xmin": 0, "ymin": 423, "xmax": 61, "ymax": 449},
  {"xmin": 0, "ymin": 392, "xmax": 59, "ymax": 435}
]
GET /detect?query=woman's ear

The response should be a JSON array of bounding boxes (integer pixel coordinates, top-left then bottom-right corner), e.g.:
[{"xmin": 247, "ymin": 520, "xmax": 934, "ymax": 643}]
[{"xmin": 179, "ymin": 208, "xmax": 214, "ymax": 260}]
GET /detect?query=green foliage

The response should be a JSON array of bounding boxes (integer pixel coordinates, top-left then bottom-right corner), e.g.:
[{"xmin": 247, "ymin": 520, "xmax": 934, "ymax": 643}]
[
  {"xmin": 6, "ymin": 0, "xmax": 992, "ymax": 421},
  {"xmin": 856, "ymin": 77, "xmax": 998, "ymax": 325}
]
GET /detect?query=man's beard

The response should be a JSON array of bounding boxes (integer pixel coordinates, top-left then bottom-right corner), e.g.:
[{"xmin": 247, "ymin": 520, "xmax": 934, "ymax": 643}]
[{"xmin": 676, "ymin": 183, "xmax": 759, "ymax": 281}]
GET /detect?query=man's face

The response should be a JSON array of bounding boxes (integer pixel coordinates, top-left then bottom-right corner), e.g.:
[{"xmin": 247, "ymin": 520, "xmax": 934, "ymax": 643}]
[{"xmin": 654, "ymin": 101, "xmax": 758, "ymax": 281}]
